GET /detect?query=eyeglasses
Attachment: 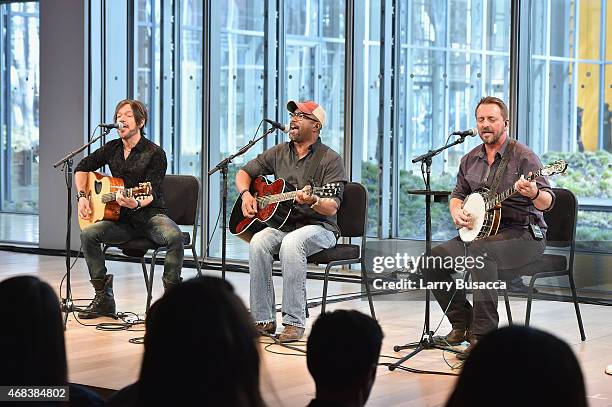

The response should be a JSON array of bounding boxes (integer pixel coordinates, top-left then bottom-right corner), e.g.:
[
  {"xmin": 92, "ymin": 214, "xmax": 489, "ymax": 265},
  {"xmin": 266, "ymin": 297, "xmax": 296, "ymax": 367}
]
[{"xmin": 289, "ymin": 112, "xmax": 318, "ymax": 122}]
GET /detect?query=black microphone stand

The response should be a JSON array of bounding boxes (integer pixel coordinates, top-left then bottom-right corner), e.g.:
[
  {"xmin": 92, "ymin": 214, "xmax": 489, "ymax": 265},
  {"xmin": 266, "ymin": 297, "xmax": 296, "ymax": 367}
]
[
  {"xmin": 208, "ymin": 126, "xmax": 276, "ymax": 280},
  {"xmin": 53, "ymin": 127, "xmax": 111, "ymax": 330},
  {"xmin": 388, "ymin": 134, "xmax": 471, "ymax": 371}
]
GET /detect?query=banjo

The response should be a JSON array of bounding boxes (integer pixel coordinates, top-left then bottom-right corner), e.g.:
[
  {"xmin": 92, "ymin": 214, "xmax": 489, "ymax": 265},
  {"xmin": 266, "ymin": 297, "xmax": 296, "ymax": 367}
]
[{"xmin": 458, "ymin": 160, "xmax": 567, "ymax": 243}]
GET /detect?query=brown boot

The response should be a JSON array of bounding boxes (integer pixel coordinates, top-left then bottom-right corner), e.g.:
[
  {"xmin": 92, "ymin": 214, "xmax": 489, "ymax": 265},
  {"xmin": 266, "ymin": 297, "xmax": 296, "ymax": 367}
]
[
  {"xmin": 278, "ymin": 325, "xmax": 305, "ymax": 343},
  {"xmin": 434, "ymin": 328, "xmax": 470, "ymax": 346},
  {"xmin": 254, "ymin": 321, "xmax": 277, "ymax": 336},
  {"xmin": 78, "ymin": 275, "xmax": 116, "ymax": 319},
  {"xmin": 457, "ymin": 336, "xmax": 479, "ymax": 360}
]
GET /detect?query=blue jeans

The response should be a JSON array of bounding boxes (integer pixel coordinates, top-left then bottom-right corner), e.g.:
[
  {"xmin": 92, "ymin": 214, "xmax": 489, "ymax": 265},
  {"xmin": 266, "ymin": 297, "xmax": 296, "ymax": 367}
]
[
  {"xmin": 249, "ymin": 225, "xmax": 337, "ymax": 328},
  {"xmin": 80, "ymin": 214, "xmax": 184, "ymax": 285}
]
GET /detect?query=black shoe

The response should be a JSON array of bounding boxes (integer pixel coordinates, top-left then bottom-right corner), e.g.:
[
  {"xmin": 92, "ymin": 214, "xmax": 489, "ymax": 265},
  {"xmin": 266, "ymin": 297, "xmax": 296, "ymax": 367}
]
[
  {"xmin": 163, "ymin": 277, "xmax": 183, "ymax": 294},
  {"xmin": 507, "ymin": 277, "xmax": 538, "ymax": 294},
  {"xmin": 434, "ymin": 328, "xmax": 470, "ymax": 346},
  {"xmin": 78, "ymin": 274, "xmax": 116, "ymax": 319}
]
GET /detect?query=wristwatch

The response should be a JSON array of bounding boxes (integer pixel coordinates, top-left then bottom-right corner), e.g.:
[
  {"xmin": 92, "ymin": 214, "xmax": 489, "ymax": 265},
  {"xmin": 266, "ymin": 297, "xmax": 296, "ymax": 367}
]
[{"xmin": 76, "ymin": 191, "xmax": 87, "ymax": 201}]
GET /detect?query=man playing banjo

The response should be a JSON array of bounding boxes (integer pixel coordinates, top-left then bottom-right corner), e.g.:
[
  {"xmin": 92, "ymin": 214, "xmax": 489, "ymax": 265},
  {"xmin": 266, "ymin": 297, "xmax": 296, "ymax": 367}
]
[{"xmin": 422, "ymin": 96, "xmax": 555, "ymax": 359}]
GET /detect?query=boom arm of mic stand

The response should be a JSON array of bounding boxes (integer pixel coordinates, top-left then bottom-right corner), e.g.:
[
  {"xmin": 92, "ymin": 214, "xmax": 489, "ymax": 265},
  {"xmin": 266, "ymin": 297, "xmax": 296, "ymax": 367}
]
[
  {"xmin": 53, "ymin": 127, "xmax": 111, "ymax": 168},
  {"xmin": 208, "ymin": 127, "xmax": 276, "ymax": 176},
  {"xmin": 411, "ymin": 135, "xmax": 467, "ymax": 164}
]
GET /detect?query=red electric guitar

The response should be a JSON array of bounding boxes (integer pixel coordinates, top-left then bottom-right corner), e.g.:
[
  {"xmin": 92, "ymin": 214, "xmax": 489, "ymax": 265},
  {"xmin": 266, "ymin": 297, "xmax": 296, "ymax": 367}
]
[{"xmin": 229, "ymin": 176, "xmax": 340, "ymax": 243}]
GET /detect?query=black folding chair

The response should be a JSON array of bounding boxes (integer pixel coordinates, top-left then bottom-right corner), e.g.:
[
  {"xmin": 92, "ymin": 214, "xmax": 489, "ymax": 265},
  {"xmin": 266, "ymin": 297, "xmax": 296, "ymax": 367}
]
[
  {"xmin": 104, "ymin": 174, "xmax": 203, "ymax": 312},
  {"xmin": 311, "ymin": 182, "xmax": 376, "ymax": 319},
  {"xmin": 500, "ymin": 187, "xmax": 585, "ymax": 341}
]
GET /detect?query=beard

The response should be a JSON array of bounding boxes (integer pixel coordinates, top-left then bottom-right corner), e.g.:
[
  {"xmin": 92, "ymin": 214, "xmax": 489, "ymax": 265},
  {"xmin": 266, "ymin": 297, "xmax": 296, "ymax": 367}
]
[
  {"xmin": 289, "ymin": 129, "xmax": 305, "ymax": 143},
  {"xmin": 480, "ymin": 128, "xmax": 504, "ymax": 145},
  {"xmin": 120, "ymin": 127, "xmax": 140, "ymax": 140}
]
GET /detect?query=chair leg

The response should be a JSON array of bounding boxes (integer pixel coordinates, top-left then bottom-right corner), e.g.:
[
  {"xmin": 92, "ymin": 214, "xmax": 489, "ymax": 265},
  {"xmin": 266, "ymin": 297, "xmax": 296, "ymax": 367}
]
[
  {"xmin": 502, "ymin": 287, "xmax": 513, "ymax": 326},
  {"xmin": 568, "ymin": 273, "xmax": 586, "ymax": 341},
  {"xmin": 525, "ymin": 277, "xmax": 537, "ymax": 327},
  {"xmin": 361, "ymin": 258, "xmax": 376, "ymax": 320},
  {"xmin": 145, "ymin": 253, "xmax": 157, "ymax": 314},
  {"xmin": 140, "ymin": 257, "xmax": 149, "ymax": 291},
  {"xmin": 320, "ymin": 264, "xmax": 332, "ymax": 314},
  {"xmin": 305, "ymin": 287, "xmax": 310, "ymax": 319},
  {"xmin": 192, "ymin": 247, "xmax": 203, "ymax": 277}
]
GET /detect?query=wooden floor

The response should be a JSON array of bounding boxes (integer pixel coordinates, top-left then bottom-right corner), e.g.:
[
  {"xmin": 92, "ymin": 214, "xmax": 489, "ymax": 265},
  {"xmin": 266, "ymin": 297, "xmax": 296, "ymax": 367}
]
[{"xmin": 2, "ymin": 251, "xmax": 612, "ymax": 406}]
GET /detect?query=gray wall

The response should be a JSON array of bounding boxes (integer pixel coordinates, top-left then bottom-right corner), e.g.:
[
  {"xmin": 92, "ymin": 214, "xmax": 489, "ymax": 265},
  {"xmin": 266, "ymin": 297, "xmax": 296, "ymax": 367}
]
[{"xmin": 39, "ymin": 0, "xmax": 87, "ymax": 250}]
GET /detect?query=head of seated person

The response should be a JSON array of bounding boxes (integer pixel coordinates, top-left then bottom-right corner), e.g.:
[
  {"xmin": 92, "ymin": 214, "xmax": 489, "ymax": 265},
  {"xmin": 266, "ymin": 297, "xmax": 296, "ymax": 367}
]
[
  {"xmin": 137, "ymin": 276, "xmax": 264, "ymax": 407},
  {"xmin": 306, "ymin": 310, "xmax": 384, "ymax": 407},
  {"xmin": 0, "ymin": 275, "xmax": 67, "ymax": 386},
  {"xmin": 445, "ymin": 325, "xmax": 587, "ymax": 407}
]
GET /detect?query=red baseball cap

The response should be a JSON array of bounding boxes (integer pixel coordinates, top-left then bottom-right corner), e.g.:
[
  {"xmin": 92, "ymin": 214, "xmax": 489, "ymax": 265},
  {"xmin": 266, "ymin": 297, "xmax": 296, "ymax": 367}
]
[{"xmin": 286, "ymin": 100, "xmax": 327, "ymax": 127}]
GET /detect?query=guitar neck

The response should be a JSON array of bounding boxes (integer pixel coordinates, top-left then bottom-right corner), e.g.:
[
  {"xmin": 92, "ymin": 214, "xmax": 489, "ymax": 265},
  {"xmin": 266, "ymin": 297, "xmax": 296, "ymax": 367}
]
[
  {"xmin": 101, "ymin": 188, "xmax": 138, "ymax": 204},
  {"xmin": 488, "ymin": 169, "xmax": 542, "ymax": 209},
  {"xmin": 257, "ymin": 190, "xmax": 299, "ymax": 206}
]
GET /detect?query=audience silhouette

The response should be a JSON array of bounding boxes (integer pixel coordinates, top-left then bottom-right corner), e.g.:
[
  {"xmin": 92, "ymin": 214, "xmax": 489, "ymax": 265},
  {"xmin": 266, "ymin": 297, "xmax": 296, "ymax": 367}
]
[
  {"xmin": 445, "ymin": 325, "xmax": 587, "ymax": 407},
  {"xmin": 306, "ymin": 310, "xmax": 383, "ymax": 407},
  {"xmin": 107, "ymin": 276, "xmax": 265, "ymax": 406}
]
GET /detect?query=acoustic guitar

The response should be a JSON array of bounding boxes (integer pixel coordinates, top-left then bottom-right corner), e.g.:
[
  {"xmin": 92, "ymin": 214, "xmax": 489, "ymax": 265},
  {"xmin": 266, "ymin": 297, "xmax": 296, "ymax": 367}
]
[
  {"xmin": 458, "ymin": 160, "xmax": 567, "ymax": 242},
  {"xmin": 78, "ymin": 171, "xmax": 152, "ymax": 230},
  {"xmin": 229, "ymin": 176, "xmax": 340, "ymax": 243}
]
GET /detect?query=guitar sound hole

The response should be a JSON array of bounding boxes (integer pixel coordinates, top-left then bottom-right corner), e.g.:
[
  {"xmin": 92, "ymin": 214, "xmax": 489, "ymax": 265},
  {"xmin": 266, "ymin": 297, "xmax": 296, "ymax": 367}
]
[{"xmin": 94, "ymin": 181, "xmax": 102, "ymax": 195}]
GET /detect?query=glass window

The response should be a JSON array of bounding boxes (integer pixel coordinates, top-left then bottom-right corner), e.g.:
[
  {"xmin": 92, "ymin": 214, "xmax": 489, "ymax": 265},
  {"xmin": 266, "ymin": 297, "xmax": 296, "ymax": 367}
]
[
  {"xmin": 207, "ymin": 1, "xmax": 266, "ymax": 260},
  {"xmin": 360, "ymin": 0, "xmax": 382, "ymax": 236},
  {"xmin": 527, "ymin": 0, "xmax": 612, "ymax": 250},
  {"xmin": 178, "ymin": 0, "xmax": 203, "ymax": 177},
  {"xmin": 397, "ymin": 0, "xmax": 511, "ymax": 240},
  {"xmin": 135, "ymin": 0, "xmax": 161, "ymax": 145},
  {"xmin": 283, "ymin": 0, "xmax": 345, "ymax": 157},
  {"xmin": 0, "ymin": 2, "xmax": 39, "ymax": 243}
]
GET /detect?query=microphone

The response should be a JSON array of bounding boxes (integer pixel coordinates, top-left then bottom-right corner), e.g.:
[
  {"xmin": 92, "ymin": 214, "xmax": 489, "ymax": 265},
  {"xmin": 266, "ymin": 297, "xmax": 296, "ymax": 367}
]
[
  {"xmin": 451, "ymin": 128, "xmax": 478, "ymax": 137},
  {"xmin": 99, "ymin": 122, "xmax": 125, "ymax": 130},
  {"xmin": 264, "ymin": 118, "xmax": 289, "ymax": 133}
]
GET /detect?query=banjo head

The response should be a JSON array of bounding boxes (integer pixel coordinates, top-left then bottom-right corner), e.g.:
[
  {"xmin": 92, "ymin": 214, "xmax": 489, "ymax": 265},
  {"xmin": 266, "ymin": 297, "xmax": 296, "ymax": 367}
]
[{"xmin": 459, "ymin": 192, "xmax": 487, "ymax": 242}]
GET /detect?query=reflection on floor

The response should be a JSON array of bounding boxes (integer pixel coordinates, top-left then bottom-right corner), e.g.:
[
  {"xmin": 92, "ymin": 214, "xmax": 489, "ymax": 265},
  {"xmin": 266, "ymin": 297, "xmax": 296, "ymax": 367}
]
[{"xmin": 2, "ymin": 251, "xmax": 612, "ymax": 407}]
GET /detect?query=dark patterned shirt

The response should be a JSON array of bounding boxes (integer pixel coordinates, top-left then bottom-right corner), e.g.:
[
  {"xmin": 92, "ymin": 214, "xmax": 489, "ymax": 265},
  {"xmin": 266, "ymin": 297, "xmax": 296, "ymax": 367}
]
[
  {"xmin": 241, "ymin": 138, "xmax": 348, "ymax": 236},
  {"xmin": 451, "ymin": 136, "xmax": 555, "ymax": 232},
  {"xmin": 75, "ymin": 136, "xmax": 167, "ymax": 227}
]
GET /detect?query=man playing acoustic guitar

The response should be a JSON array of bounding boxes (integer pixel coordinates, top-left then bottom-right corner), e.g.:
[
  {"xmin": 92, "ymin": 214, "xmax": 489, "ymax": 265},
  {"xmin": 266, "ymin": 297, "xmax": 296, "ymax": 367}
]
[
  {"xmin": 74, "ymin": 99, "xmax": 184, "ymax": 319},
  {"xmin": 423, "ymin": 96, "xmax": 555, "ymax": 359},
  {"xmin": 235, "ymin": 100, "xmax": 347, "ymax": 342}
]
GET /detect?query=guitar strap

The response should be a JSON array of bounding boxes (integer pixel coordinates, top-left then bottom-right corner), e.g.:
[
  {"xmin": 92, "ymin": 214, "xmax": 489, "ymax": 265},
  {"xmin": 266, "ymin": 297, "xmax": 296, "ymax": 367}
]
[
  {"xmin": 488, "ymin": 138, "xmax": 516, "ymax": 197},
  {"xmin": 301, "ymin": 144, "xmax": 329, "ymax": 187}
]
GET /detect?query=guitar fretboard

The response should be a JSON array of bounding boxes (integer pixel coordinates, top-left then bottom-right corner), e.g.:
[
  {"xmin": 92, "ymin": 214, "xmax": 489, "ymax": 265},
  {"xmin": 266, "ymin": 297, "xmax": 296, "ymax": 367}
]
[
  {"xmin": 257, "ymin": 191, "xmax": 299, "ymax": 207},
  {"xmin": 100, "ymin": 189, "xmax": 137, "ymax": 204},
  {"xmin": 486, "ymin": 169, "xmax": 543, "ymax": 210}
]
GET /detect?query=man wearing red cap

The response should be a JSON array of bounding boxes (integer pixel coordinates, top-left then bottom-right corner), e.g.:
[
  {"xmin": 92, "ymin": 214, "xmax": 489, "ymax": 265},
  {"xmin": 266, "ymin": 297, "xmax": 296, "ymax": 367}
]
[{"xmin": 235, "ymin": 100, "xmax": 347, "ymax": 342}]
